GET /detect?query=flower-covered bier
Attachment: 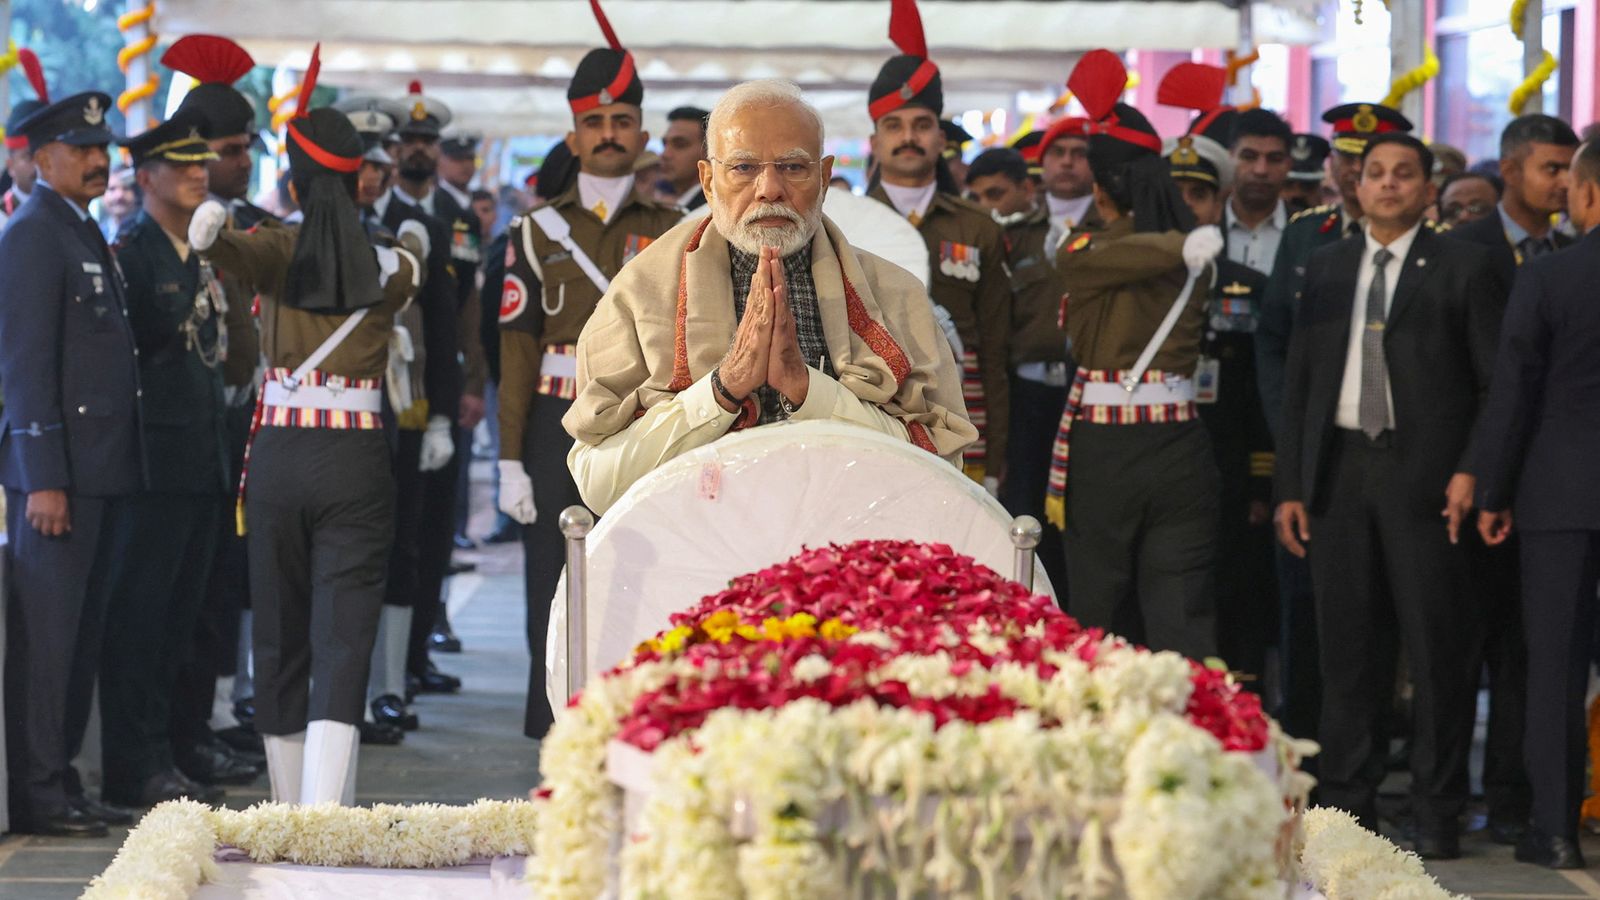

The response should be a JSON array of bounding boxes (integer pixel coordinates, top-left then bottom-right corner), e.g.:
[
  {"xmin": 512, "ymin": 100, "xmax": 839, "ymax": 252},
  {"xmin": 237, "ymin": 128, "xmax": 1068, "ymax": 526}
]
[{"xmin": 533, "ymin": 540, "xmax": 1315, "ymax": 900}]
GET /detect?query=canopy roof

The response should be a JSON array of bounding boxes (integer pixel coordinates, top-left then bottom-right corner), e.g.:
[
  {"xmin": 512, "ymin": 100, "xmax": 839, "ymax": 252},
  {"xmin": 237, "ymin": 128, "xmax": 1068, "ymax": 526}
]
[{"xmin": 154, "ymin": 0, "xmax": 1320, "ymax": 137}]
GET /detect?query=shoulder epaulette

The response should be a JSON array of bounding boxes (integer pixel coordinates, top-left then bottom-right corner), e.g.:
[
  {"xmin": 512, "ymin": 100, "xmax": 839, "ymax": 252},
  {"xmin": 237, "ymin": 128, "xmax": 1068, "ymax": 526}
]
[{"xmin": 1288, "ymin": 203, "xmax": 1335, "ymax": 225}]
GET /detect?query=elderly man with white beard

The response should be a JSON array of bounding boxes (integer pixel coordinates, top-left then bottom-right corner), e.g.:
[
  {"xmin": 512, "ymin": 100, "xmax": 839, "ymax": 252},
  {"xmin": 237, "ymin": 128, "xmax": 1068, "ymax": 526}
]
[{"xmin": 563, "ymin": 79, "xmax": 976, "ymax": 513}]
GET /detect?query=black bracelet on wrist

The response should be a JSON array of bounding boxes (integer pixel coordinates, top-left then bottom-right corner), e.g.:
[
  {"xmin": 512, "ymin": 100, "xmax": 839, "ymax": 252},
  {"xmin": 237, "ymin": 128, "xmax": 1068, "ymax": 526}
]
[{"xmin": 710, "ymin": 368, "xmax": 743, "ymax": 409}]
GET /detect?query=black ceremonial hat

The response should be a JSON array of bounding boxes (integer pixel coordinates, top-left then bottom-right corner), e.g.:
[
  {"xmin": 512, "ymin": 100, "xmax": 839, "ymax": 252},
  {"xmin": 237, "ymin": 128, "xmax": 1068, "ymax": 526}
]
[
  {"xmin": 1288, "ymin": 133, "xmax": 1331, "ymax": 181},
  {"xmin": 164, "ymin": 35, "xmax": 258, "ymax": 138},
  {"xmin": 17, "ymin": 91, "xmax": 115, "ymax": 152},
  {"xmin": 119, "ymin": 107, "xmax": 218, "ymax": 167},
  {"xmin": 568, "ymin": 0, "xmax": 643, "ymax": 113},
  {"xmin": 869, "ymin": 0, "xmax": 941, "ymax": 121}
]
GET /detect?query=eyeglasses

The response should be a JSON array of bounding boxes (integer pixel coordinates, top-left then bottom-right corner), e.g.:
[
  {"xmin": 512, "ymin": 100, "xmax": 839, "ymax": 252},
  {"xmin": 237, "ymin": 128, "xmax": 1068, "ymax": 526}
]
[
  {"xmin": 709, "ymin": 157, "xmax": 828, "ymax": 185},
  {"xmin": 1442, "ymin": 201, "xmax": 1494, "ymax": 221}
]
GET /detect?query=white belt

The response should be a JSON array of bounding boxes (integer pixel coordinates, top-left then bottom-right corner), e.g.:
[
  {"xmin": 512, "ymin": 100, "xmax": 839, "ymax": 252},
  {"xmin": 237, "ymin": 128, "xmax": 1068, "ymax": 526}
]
[
  {"xmin": 263, "ymin": 381, "xmax": 383, "ymax": 413},
  {"xmin": 1080, "ymin": 378, "xmax": 1196, "ymax": 407},
  {"xmin": 1016, "ymin": 361, "xmax": 1070, "ymax": 387},
  {"xmin": 540, "ymin": 352, "xmax": 578, "ymax": 379}
]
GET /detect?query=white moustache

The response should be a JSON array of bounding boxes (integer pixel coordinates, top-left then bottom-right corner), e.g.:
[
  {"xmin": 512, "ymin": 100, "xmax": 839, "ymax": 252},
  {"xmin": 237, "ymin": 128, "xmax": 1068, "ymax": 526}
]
[{"xmin": 741, "ymin": 204, "xmax": 803, "ymax": 228}]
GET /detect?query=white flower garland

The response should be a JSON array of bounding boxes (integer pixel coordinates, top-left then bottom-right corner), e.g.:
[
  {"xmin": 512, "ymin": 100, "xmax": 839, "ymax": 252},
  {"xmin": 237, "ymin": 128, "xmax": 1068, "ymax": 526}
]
[
  {"xmin": 1298, "ymin": 807, "xmax": 1467, "ymax": 900},
  {"xmin": 83, "ymin": 798, "xmax": 537, "ymax": 900},
  {"xmin": 536, "ymin": 639, "xmax": 1317, "ymax": 900}
]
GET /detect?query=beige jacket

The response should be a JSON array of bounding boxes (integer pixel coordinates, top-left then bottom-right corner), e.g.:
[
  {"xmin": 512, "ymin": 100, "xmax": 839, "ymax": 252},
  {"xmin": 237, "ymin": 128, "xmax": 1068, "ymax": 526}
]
[{"xmin": 563, "ymin": 214, "xmax": 976, "ymax": 513}]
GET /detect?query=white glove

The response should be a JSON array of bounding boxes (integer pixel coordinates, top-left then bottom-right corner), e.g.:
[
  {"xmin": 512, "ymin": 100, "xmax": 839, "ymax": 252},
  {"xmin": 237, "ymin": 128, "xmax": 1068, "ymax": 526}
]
[
  {"xmin": 982, "ymin": 476, "xmax": 1001, "ymax": 499},
  {"xmin": 396, "ymin": 218, "xmax": 430, "ymax": 261},
  {"xmin": 1182, "ymin": 225, "xmax": 1223, "ymax": 274},
  {"xmin": 497, "ymin": 460, "xmax": 537, "ymax": 525},
  {"xmin": 418, "ymin": 415, "xmax": 454, "ymax": 472},
  {"xmin": 189, "ymin": 200, "xmax": 228, "ymax": 252}
]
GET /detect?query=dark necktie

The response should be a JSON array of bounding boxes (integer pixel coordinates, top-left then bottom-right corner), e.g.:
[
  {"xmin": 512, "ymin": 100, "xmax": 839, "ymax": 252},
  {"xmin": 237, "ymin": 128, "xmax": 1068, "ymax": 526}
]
[
  {"xmin": 1518, "ymin": 235, "xmax": 1552, "ymax": 261},
  {"xmin": 1359, "ymin": 247, "xmax": 1393, "ymax": 439}
]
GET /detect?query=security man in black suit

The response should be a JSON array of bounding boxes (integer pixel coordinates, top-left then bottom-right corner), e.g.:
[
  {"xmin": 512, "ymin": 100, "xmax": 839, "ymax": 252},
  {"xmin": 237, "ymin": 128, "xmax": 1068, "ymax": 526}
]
[
  {"xmin": 0, "ymin": 92, "xmax": 144, "ymax": 836},
  {"xmin": 1476, "ymin": 139, "xmax": 1600, "ymax": 871},
  {"xmin": 1276, "ymin": 134, "xmax": 1502, "ymax": 860},
  {"xmin": 1440, "ymin": 113, "xmax": 1578, "ymax": 846},
  {"xmin": 99, "ymin": 112, "xmax": 259, "ymax": 809}
]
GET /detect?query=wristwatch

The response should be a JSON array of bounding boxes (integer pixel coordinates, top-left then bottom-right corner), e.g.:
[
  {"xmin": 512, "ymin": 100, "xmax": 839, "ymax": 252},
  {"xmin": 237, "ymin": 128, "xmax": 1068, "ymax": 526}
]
[{"xmin": 778, "ymin": 393, "xmax": 799, "ymax": 418}]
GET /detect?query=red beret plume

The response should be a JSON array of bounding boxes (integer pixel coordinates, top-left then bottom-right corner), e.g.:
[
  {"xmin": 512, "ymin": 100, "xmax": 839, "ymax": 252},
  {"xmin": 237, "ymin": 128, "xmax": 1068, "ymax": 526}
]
[
  {"xmin": 590, "ymin": 0, "xmax": 624, "ymax": 50},
  {"xmin": 1157, "ymin": 62, "xmax": 1228, "ymax": 113},
  {"xmin": 17, "ymin": 49, "xmax": 47, "ymax": 104},
  {"xmin": 888, "ymin": 0, "xmax": 929, "ymax": 59},
  {"xmin": 1068, "ymin": 49, "xmax": 1129, "ymax": 122},
  {"xmin": 161, "ymin": 35, "xmax": 255, "ymax": 86},
  {"xmin": 295, "ymin": 43, "xmax": 322, "ymax": 120}
]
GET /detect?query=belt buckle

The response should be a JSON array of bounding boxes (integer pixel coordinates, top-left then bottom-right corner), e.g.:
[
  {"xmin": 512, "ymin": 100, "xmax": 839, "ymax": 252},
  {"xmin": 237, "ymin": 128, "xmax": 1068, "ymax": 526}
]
[
  {"xmin": 326, "ymin": 375, "xmax": 347, "ymax": 396},
  {"xmin": 281, "ymin": 374, "xmax": 300, "ymax": 392},
  {"xmin": 1118, "ymin": 376, "xmax": 1138, "ymax": 404}
]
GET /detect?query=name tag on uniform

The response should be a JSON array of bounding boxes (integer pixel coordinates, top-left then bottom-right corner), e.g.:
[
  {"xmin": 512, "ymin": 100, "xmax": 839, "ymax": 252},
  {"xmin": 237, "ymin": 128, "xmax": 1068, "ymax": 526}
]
[
  {"xmin": 1194, "ymin": 357, "xmax": 1220, "ymax": 404},
  {"xmin": 541, "ymin": 251, "xmax": 572, "ymax": 266},
  {"xmin": 82, "ymin": 262, "xmax": 103, "ymax": 274}
]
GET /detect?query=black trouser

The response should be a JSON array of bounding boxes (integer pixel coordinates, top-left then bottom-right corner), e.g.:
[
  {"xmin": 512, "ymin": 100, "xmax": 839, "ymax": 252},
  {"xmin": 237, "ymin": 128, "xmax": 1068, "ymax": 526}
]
[
  {"xmin": 999, "ymin": 375, "xmax": 1069, "ymax": 605},
  {"xmin": 246, "ymin": 427, "xmax": 394, "ymax": 734},
  {"xmin": 522, "ymin": 394, "xmax": 580, "ymax": 739},
  {"xmin": 1467, "ymin": 530, "xmax": 1530, "ymax": 826},
  {"xmin": 407, "ymin": 424, "xmax": 465, "ymax": 677},
  {"xmin": 99, "ymin": 493, "xmax": 221, "ymax": 795},
  {"xmin": 4, "ymin": 490, "xmax": 119, "ymax": 824},
  {"xmin": 1308, "ymin": 431, "xmax": 1480, "ymax": 830},
  {"xmin": 385, "ymin": 429, "xmax": 425, "ymax": 611},
  {"xmin": 1061, "ymin": 420, "xmax": 1219, "ymax": 661},
  {"xmin": 170, "ymin": 494, "xmax": 244, "ymax": 750},
  {"xmin": 1275, "ymin": 547, "xmax": 1321, "ymax": 750},
  {"xmin": 1209, "ymin": 441, "xmax": 1277, "ymax": 691},
  {"xmin": 1520, "ymin": 530, "xmax": 1600, "ymax": 841}
]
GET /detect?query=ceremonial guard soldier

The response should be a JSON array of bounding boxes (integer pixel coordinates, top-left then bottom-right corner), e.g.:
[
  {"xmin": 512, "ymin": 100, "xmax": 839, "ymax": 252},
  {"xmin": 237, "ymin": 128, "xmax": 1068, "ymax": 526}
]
[
  {"xmin": 496, "ymin": 0, "xmax": 682, "ymax": 737},
  {"xmin": 99, "ymin": 111, "xmax": 268, "ymax": 809},
  {"xmin": 1255, "ymin": 101, "xmax": 1412, "ymax": 747},
  {"xmin": 865, "ymin": 0, "xmax": 1010, "ymax": 488},
  {"xmin": 378, "ymin": 82, "xmax": 481, "ymax": 698},
  {"xmin": 1042, "ymin": 50, "xmax": 1221, "ymax": 659},
  {"xmin": 191, "ymin": 51, "xmax": 423, "ymax": 805},
  {"xmin": 163, "ymin": 34, "xmax": 277, "ymax": 757},
  {"xmin": 0, "ymin": 91, "xmax": 143, "ymax": 836},
  {"xmin": 339, "ymin": 100, "xmax": 430, "ymax": 742},
  {"xmin": 0, "ymin": 49, "xmax": 48, "ymax": 232},
  {"xmin": 1165, "ymin": 131, "xmax": 1278, "ymax": 685},
  {"xmin": 964, "ymin": 146, "xmax": 1070, "ymax": 598}
]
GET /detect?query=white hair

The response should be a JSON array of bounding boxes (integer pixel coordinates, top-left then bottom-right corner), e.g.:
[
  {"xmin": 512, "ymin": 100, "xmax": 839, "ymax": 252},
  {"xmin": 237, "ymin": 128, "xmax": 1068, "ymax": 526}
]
[{"xmin": 706, "ymin": 79, "xmax": 825, "ymax": 159}]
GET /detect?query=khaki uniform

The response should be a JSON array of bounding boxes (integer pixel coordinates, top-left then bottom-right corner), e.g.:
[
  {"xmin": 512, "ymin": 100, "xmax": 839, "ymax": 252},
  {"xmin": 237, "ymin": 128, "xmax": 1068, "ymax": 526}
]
[
  {"xmin": 199, "ymin": 223, "xmax": 421, "ymax": 734},
  {"xmin": 868, "ymin": 186, "xmax": 1010, "ymax": 478},
  {"xmin": 496, "ymin": 180, "xmax": 680, "ymax": 739},
  {"xmin": 1050, "ymin": 215, "xmax": 1218, "ymax": 661},
  {"xmin": 497, "ymin": 182, "xmax": 682, "ymax": 460},
  {"xmin": 1005, "ymin": 206, "xmax": 1070, "ymax": 368}
]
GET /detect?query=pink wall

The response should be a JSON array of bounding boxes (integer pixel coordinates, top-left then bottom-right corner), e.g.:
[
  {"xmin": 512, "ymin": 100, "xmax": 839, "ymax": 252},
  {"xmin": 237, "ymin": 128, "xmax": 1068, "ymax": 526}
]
[{"xmin": 1576, "ymin": 0, "xmax": 1600, "ymax": 127}]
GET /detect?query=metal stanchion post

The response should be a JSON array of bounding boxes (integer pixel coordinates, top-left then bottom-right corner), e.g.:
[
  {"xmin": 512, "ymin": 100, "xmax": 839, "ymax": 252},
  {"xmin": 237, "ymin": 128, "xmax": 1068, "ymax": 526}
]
[
  {"xmin": 560, "ymin": 506, "xmax": 595, "ymax": 700},
  {"xmin": 1009, "ymin": 515, "xmax": 1042, "ymax": 592}
]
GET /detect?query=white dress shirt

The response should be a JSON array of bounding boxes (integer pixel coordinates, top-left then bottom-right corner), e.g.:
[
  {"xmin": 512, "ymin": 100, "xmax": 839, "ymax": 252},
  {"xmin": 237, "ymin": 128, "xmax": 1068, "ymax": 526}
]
[
  {"xmin": 577, "ymin": 172, "xmax": 635, "ymax": 224},
  {"xmin": 881, "ymin": 180, "xmax": 935, "ymax": 222},
  {"xmin": 1224, "ymin": 199, "xmax": 1288, "ymax": 275},
  {"xmin": 1334, "ymin": 221, "xmax": 1422, "ymax": 431}
]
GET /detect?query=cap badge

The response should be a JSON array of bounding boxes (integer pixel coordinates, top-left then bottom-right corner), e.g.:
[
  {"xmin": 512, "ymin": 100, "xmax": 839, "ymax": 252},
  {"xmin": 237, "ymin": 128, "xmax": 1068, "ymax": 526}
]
[
  {"xmin": 411, "ymin": 101, "xmax": 427, "ymax": 122},
  {"xmin": 84, "ymin": 96, "xmax": 105, "ymax": 126},
  {"xmin": 1291, "ymin": 138, "xmax": 1310, "ymax": 161},
  {"xmin": 1170, "ymin": 136, "xmax": 1199, "ymax": 166},
  {"xmin": 598, "ymin": 88, "xmax": 614, "ymax": 106},
  {"xmin": 1352, "ymin": 104, "xmax": 1378, "ymax": 134},
  {"xmin": 899, "ymin": 83, "xmax": 914, "ymax": 100}
]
